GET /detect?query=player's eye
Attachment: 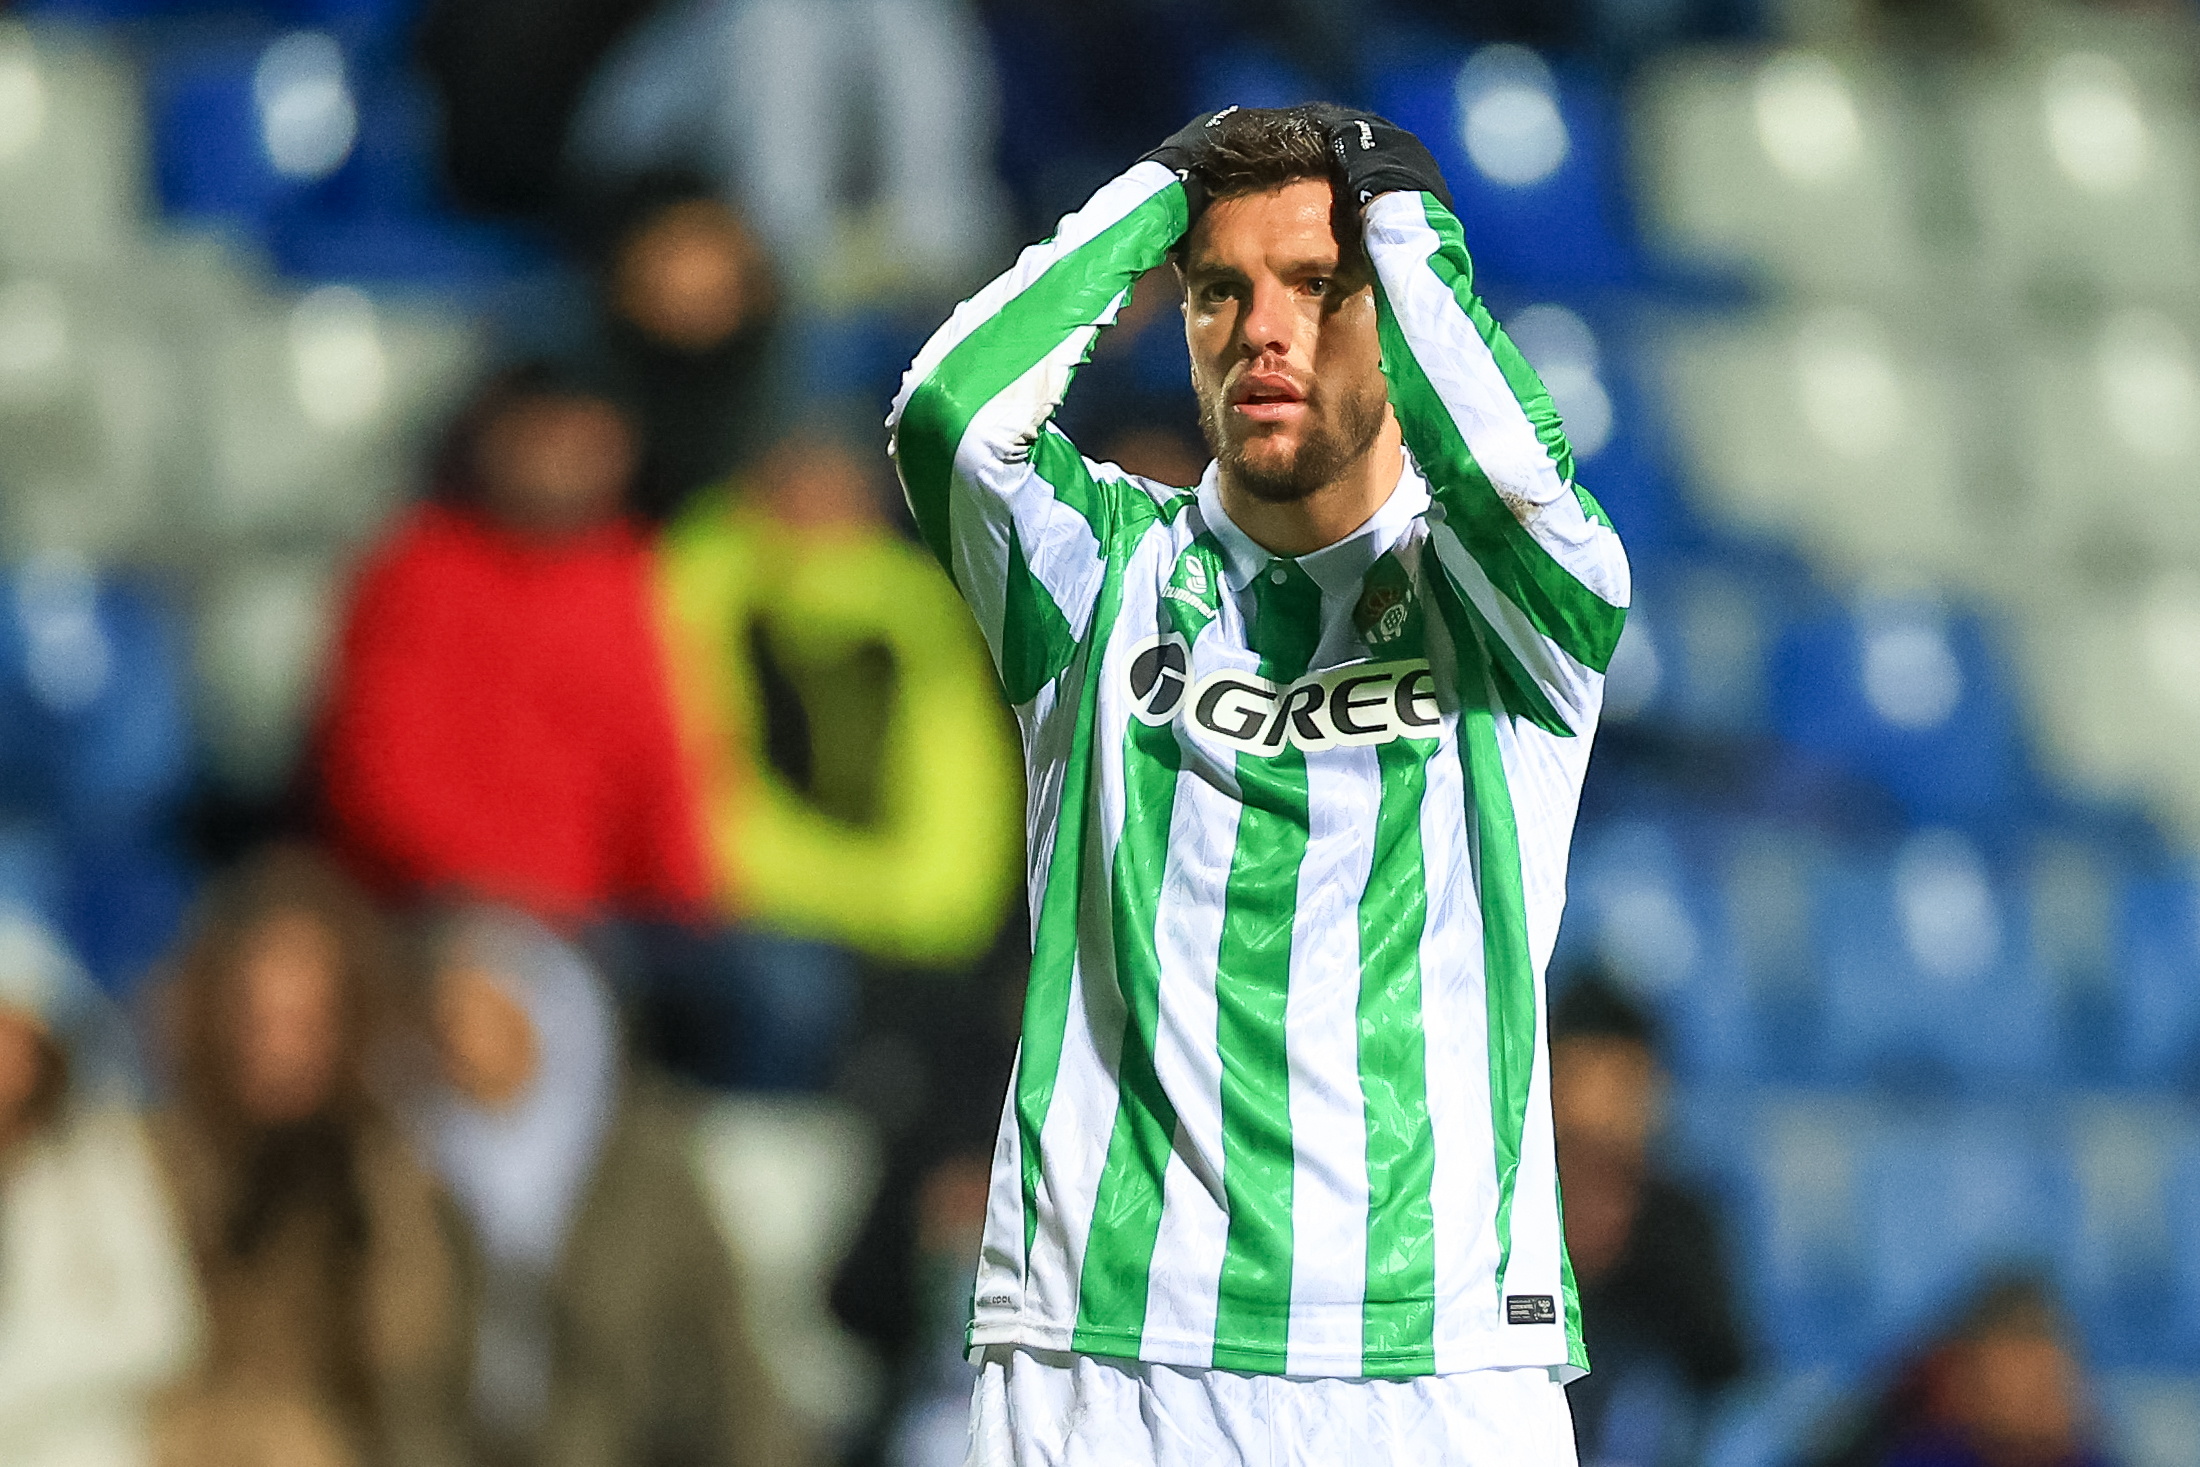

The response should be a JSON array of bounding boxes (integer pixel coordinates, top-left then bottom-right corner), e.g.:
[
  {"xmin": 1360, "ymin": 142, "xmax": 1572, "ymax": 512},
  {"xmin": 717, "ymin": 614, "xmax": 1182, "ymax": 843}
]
[{"xmin": 1306, "ymin": 277, "xmax": 1331, "ymax": 297}]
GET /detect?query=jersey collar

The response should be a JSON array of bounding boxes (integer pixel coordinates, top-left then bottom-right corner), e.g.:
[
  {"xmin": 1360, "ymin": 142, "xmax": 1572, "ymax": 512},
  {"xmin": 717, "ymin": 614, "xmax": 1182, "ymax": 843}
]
[{"xmin": 1195, "ymin": 456, "xmax": 1433, "ymax": 598}]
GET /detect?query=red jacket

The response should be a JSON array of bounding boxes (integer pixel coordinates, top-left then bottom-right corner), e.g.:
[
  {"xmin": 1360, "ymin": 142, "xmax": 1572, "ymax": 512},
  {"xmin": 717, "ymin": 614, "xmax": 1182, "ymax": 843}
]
[{"xmin": 318, "ymin": 503, "xmax": 714, "ymax": 922}]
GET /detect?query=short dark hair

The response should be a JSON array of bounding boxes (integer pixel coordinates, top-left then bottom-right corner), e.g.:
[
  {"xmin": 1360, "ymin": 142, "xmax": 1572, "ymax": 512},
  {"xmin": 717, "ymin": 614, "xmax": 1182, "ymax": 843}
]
[
  {"xmin": 1197, "ymin": 105, "xmax": 1336, "ymax": 203},
  {"xmin": 1170, "ymin": 104, "xmax": 1349, "ymax": 271}
]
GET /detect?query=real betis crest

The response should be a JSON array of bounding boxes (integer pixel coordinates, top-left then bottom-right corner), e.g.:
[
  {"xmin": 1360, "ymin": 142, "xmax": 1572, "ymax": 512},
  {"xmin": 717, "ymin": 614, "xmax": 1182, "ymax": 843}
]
[{"xmin": 1354, "ymin": 552, "xmax": 1422, "ymax": 653}]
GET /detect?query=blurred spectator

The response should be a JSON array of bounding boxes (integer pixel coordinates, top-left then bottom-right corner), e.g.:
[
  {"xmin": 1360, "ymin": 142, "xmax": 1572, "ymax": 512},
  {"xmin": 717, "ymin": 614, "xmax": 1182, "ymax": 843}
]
[
  {"xmin": 317, "ymin": 365, "xmax": 714, "ymax": 925},
  {"xmin": 568, "ymin": 0, "xmax": 1009, "ymax": 300},
  {"xmin": 1809, "ymin": 1276, "xmax": 2110, "ymax": 1467},
  {"xmin": 149, "ymin": 847, "xmax": 467, "ymax": 1467},
  {"xmin": 829, "ymin": 931, "xmax": 1023, "ymax": 1467},
  {"xmin": 631, "ymin": 430, "xmax": 1020, "ymax": 1089},
  {"xmin": 417, "ymin": 0, "xmax": 667, "ymax": 217},
  {"xmin": 586, "ymin": 174, "xmax": 788, "ymax": 522},
  {"xmin": 403, "ymin": 907, "xmax": 801, "ymax": 1467},
  {"xmin": 0, "ymin": 915, "xmax": 200, "ymax": 1467},
  {"xmin": 657, "ymin": 432, "xmax": 1021, "ymax": 970},
  {"xmin": 1552, "ymin": 971, "xmax": 1746, "ymax": 1467}
]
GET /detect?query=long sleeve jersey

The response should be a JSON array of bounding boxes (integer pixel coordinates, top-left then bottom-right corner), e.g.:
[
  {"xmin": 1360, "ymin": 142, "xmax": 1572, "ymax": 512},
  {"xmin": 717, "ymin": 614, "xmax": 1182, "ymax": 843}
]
[{"xmin": 888, "ymin": 160, "xmax": 1629, "ymax": 1381}]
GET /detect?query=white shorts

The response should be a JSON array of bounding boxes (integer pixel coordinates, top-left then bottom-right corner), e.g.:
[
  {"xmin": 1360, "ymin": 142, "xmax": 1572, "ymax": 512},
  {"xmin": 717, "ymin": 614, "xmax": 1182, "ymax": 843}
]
[{"xmin": 964, "ymin": 1345, "xmax": 1580, "ymax": 1467}]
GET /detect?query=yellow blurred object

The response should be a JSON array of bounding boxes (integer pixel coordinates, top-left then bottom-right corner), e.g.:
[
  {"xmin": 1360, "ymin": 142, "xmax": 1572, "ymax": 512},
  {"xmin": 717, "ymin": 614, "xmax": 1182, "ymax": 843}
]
[{"xmin": 658, "ymin": 490, "xmax": 1022, "ymax": 966}]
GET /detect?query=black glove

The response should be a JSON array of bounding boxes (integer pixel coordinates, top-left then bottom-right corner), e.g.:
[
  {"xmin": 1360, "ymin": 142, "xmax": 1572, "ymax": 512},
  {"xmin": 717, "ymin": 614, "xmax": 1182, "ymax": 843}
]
[
  {"xmin": 1311, "ymin": 105, "xmax": 1454, "ymax": 212},
  {"xmin": 1141, "ymin": 105, "xmax": 1242, "ymax": 221}
]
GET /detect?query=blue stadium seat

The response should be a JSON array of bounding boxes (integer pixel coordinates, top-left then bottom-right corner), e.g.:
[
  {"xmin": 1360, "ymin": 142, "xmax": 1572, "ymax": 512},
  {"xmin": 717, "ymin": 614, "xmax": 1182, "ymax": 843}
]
[
  {"xmin": 1369, "ymin": 45, "xmax": 1642, "ymax": 294},
  {"xmin": 2059, "ymin": 1102, "xmax": 2191, "ymax": 1369},
  {"xmin": 2163, "ymin": 1143, "xmax": 2200, "ymax": 1366},
  {"xmin": 147, "ymin": 29, "xmax": 370, "ymax": 236},
  {"xmin": 1770, "ymin": 595, "xmax": 2036, "ymax": 829},
  {"xmin": 146, "ymin": 30, "xmax": 513, "ymax": 289},
  {"xmin": 1731, "ymin": 1096, "xmax": 1876, "ymax": 1370},
  {"xmin": 2116, "ymin": 875, "xmax": 2200, "ymax": 1087},
  {"xmin": 1858, "ymin": 1113, "xmax": 2068, "ymax": 1347},
  {"xmin": 0, "ymin": 562, "xmax": 192, "ymax": 989},
  {"xmin": 1560, "ymin": 817, "xmax": 1759, "ymax": 1083},
  {"xmin": 64, "ymin": 830, "xmax": 192, "ymax": 993},
  {"xmin": 0, "ymin": 822, "xmax": 71, "ymax": 934},
  {"xmin": 0, "ymin": 560, "xmax": 190, "ymax": 831},
  {"xmin": 1608, "ymin": 546, "xmax": 1817, "ymax": 738},
  {"xmin": 1816, "ymin": 830, "xmax": 2057, "ymax": 1091},
  {"xmin": 2022, "ymin": 831, "xmax": 2132, "ymax": 1084}
]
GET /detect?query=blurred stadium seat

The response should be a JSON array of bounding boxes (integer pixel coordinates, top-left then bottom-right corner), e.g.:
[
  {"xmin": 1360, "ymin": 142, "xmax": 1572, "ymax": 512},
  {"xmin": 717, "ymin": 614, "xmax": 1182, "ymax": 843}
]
[
  {"xmin": 191, "ymin": 550, "xmax": 339, "ymax": 794},
  {"xmin": 1857, "ymin": 1112, "xmax": 2068, "ymax": 1344},
  {"xmin": 1818, "ymin": 829, "xmax": 2060, "ymax": 1089},
  {"xmin": 1769, "ymin": 593, "xmax": 2035, "ymax": 829},
  {"xmin": 2009, "ymin": 309, "xmax": 2200, "ymax": 573},
  {"xmin": 2060, "ymin": 1100, "xmax": 2187, "ymax": 1367},
  {"xmin": 200, "ymin": 284, "xmax": 477, "ymax": 539},
  {"xmin": 2097, "ymin": 1372, "xmax": 2200, "ymax": 1467},
  {"xmin": 1611, "ymin": 547, "xmax": 1821, "ymax": 736},
  {"xmin": 2168, "ymin": 1142, "xmax": 2200, "ymax": 1367},
  {"xmin": 2115, "ymin": 873, "xmax": 2200, "ymax": 1088},
  {"xmin": 1371, "ymin": 45, "xmax": 1642, "ymax": 294},
  {"xmin": 148, "ymin": 31, "xmax": 359, "ymax": 235},
  {"xmin": 1735, "ymin": 1096, "xmax": 1873, "ymax": 1368},
  {"xmin": 1634, "ymin": 49, "xmax": 1925, "ymax": 299},
  {"xmin": 1951, "ymin": 47, "xmax": 2200, "ymax": 308},
  {"xmin": 1657, "ymin": 306, "xmax": 1975, "ymax": 585},
  {"xmin": 1562, "ymin": 816, "xmax": 1758, "ymax": 1082},
  {"xmin": 0, "ymin": 22, "xmax": 144, "ymax": 269}
]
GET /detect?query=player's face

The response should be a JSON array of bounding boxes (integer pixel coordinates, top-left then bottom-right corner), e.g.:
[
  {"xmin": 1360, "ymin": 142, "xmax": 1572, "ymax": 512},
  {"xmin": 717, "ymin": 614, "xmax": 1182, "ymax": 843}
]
[{"xmin": 1182, "ymin": 177, "xmax": 1390, "ymax": 503}]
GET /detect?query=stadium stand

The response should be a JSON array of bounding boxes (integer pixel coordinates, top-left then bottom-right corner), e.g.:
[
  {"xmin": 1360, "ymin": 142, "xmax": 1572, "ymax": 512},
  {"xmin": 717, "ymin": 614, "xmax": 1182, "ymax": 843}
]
[{"xmin": 0, "ymin": 6, "xmax": 2194, "ymax": 1464}]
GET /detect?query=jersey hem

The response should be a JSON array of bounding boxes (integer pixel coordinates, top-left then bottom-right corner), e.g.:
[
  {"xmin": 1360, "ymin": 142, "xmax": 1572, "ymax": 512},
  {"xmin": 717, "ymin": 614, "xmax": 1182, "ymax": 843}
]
[{"xmin": 966, "ymin": 1316, "xmax": 1582, "ymax": 1381}]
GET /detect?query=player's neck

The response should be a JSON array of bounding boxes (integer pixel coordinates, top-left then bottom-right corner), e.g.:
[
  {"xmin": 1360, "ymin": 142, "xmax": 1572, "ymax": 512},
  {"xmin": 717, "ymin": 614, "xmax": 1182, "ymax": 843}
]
[{"xmin": 1218, "ymin": 415, "xmax": 1405, "ymax": 560}]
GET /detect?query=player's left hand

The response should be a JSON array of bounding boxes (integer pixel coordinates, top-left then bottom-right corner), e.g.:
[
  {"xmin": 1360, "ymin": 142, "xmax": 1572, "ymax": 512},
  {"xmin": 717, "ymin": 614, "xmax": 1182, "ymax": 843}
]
[
  {"xmin": 1311, "ymin": 105, "xmax": 1455, "ymax": 212},
  {"xmin": 1142, "ymin": 106, "xmax": 1240, "ymax": 222}
]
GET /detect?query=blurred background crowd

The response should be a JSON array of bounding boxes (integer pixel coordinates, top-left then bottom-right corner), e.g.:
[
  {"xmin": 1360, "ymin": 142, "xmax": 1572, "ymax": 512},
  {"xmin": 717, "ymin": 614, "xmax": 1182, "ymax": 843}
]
[{"xmin": 0, "ymin": 0, "xmax": 2195, "ymax": 1466}]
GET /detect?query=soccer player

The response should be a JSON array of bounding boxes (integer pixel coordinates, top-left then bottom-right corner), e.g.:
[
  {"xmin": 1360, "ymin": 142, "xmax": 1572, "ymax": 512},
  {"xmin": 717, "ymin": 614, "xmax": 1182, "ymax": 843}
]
[{"xmin": 888, "ymin": 103, "xmax": 1629, "ymax": 1464}]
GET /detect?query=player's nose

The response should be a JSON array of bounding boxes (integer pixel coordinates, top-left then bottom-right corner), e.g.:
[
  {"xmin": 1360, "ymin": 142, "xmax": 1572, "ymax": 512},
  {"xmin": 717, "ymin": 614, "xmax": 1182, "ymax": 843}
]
[{"xmin": 1236, "ymin": 277, "xmax": 1297, "ymax": 360}]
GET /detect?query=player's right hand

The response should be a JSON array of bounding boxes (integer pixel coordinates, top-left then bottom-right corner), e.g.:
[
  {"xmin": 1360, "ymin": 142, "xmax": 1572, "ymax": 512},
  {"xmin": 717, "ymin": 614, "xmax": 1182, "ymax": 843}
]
[{"xmin": 1141, "ymin": 106, "xmax": 1240, "ymax": 222}]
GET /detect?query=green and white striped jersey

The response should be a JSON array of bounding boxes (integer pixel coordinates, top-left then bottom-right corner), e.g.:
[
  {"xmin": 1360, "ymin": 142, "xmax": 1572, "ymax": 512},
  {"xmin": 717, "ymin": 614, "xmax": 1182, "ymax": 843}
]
[{"xmin": 888, "ymin": 161, "xmax": 1628, "ymax": 1381}]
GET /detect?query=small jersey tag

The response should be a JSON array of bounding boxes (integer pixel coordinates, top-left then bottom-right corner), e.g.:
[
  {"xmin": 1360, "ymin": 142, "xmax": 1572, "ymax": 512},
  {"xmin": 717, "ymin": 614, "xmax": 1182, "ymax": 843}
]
[{"xmin": 1506, "ymin": 1295, "xmax": 1558, "ymax": 1325}]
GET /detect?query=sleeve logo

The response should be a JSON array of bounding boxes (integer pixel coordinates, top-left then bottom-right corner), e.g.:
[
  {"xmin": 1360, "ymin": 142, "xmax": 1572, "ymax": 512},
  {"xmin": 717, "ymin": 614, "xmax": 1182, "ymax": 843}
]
[{"xmin": 1123, "ymin": 638, "xmax": 1442, "ymax": 752}]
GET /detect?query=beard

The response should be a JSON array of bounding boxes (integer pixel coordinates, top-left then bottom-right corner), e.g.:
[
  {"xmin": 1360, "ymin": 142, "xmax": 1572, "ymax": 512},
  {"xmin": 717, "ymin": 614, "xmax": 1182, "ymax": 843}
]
[{"xmin": 1199, "ymin": 376, "xmax": 1389, "ymax": 504}]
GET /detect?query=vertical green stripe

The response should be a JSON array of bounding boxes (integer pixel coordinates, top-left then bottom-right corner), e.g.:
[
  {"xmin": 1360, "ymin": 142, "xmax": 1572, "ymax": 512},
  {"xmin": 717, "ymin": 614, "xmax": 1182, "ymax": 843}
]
[
  {"xmin": 1015, "ymin": 557, "xmax": 1132, "ymax": 1258},
  {"xmin": 1073, "ymin": 544, "xmax": 1223, "ymax": 1355},
  {"xmin": 1209, "ymin": 563, "xmax": 1320, "ymax": 1372},
  {"xmin": 999, "ymin": 522, "xmax": 1076, "ymax": 705},
  {"xmin": 1453, "ymin": 579, "xmax": 1572, "ymax": 739},
  {"xmin": 1356, "ymin": 735, "xmax": 1441, "ymax": 1376},
  {"xmin": 896, "ymin": 186, "xmax": 1188, "ymax": 580},
  {"xmin": 1432, "ymin": 579, "xmax": 1541, "ymax": 1305},
  {"xmin": 1070, "ymin": 715, "xmax": 1183, "ymax": 1354}
]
